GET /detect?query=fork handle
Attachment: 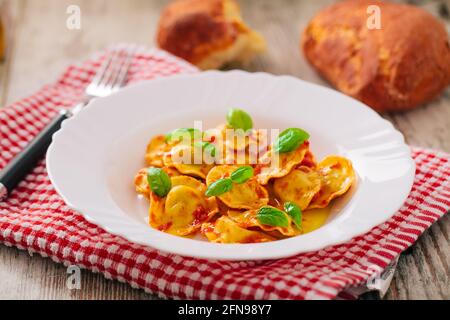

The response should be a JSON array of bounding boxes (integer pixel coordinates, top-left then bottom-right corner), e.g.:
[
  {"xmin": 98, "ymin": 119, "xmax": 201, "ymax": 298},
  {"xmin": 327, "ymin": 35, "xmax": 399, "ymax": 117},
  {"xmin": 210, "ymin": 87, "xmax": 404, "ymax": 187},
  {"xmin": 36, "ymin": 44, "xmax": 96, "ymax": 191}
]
[{"xmin": 0, "ymin": 109, "xmax": 71, "ymax": 200}]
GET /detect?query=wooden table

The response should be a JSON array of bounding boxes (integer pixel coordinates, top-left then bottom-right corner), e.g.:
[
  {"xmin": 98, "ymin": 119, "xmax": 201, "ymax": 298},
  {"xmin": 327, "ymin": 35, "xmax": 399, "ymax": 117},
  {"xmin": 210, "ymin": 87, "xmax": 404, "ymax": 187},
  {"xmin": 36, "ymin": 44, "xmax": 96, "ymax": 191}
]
[{"xmin": 0, "ymin": 0, "xmax": 449, "ymax": 300}]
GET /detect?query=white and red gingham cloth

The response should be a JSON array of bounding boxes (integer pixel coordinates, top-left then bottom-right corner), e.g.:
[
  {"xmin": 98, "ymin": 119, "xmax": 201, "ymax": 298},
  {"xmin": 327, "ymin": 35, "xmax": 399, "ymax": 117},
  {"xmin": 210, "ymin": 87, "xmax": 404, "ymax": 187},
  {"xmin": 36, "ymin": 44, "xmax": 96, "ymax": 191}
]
[{"xmin": 0, "ymin": 47, "xmax": 449, "ymax": 300}]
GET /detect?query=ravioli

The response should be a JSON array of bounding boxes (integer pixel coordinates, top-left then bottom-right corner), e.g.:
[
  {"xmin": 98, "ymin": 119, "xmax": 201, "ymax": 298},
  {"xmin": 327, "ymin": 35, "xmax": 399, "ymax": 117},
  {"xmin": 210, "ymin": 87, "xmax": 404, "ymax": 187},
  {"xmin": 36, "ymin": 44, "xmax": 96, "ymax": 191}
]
[
  {"xmin": 245, "ymin": 129, "xmax": 269, "ymax": 165},
  {"xmin": 223, "ymin": 148, "xmax": 260, "ymax": 166},
  {"xmin": 273, "ymin": 166, "xmax": 322, "ymax": 210},
  {"xmin": 171, "ymin": 175, "xmax": 206, "ymax": 193},
  {"xmin": 163, "ymin": 144, "xmax": 214, "ymax": 179},
  {"xmin": 309, "ymin": 156, "xmax": 355, "ymax": 209},
  {"xmin": 225, "ymin": 129, "xmax": 249, "ymax": 152},
  {"xmin": 145, "ymin": 135, "xmax": 171, "ymax": 167},
  {"xmin": 134, "ymin": 166, "xmax": 180, "ymax": 198},
  {"xmin": 206, "ymin": 165, "xmax": 269, "ymax": 210},
  {"xmin": 226, "ymin": 208, "xmax": 301, "ymax": 237},
  {"xmin": 298, "ymin": 149, "xmax": 317, "ymax": 169},
  {"xmin": 136, "ymin": 110, "xmax": 356, "ymax": 244},
  {"xmin": 226, "ymin": 128, "xmax": 267, "ymax": 151},
  {"xmin": 149, "ymin": 177, "xmax": 219, "ymax": 236},
  {"xmin": 134, "ymin": 168, "xmax": 150, "ymax": 198},
  {"xmin": 201, "ymin": 216, "xmax": 275, "ymax": 243},
  {"xmin": 256, "ymin": 141, "xmax": 309, "ymax": 185},
  {"xmin": 202, "ymin": 125, "xmax": 234, "ymax": 165},
  {"xmin": 209, "ymin": 126, "xmax": 268, "ymax": 165}
]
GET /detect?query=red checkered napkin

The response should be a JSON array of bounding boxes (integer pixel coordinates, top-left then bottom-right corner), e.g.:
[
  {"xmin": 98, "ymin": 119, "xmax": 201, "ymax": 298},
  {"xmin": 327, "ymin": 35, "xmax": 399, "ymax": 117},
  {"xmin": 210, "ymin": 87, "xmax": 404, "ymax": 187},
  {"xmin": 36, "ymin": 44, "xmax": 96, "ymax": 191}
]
[{"xmin": 0, "ymin": 46, "xmax": 449, "ymax": 300}]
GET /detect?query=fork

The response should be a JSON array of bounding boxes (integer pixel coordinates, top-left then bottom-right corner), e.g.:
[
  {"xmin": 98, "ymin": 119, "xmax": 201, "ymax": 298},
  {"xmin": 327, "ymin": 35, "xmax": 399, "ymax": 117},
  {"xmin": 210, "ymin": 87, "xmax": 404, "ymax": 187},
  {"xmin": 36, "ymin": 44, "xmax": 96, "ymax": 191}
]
[{"xmin": 0, "ymin": 47, "xmax": 135, "ymax": 201}]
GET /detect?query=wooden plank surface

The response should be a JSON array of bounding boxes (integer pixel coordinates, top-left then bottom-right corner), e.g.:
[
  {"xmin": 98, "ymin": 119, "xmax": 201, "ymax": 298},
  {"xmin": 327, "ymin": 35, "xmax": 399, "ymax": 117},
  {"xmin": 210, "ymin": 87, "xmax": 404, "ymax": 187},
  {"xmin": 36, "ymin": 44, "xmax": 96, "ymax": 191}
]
[{"xmin": 0, "ymin": 0, "xmax": 449, "ymax": 300}]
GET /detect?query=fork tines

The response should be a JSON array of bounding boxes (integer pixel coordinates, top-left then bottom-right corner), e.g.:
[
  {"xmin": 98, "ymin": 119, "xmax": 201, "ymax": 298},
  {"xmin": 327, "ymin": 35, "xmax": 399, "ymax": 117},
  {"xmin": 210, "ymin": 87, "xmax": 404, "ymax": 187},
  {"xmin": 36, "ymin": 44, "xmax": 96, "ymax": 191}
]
[{"xmin": 86, "ymin": 46, "xmax": 136, "ymax": 98}]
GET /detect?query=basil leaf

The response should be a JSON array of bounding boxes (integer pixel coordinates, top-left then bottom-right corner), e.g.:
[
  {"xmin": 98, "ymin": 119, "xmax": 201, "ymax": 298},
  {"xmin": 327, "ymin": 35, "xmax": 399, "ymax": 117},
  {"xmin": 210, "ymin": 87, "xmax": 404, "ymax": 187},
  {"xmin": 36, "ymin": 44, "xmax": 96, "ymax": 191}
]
[
  {"xmin": 194, "ymin": 141, "xmax": 216, "ymax": 157},
  {"xmin": 273, "ymin": 128, "xmax": 310, "ymax": 153},
  {"xmin": 226, "ymin": 108, "xmax": 253, "ymax": 131},
  {"xmin": 230, "ymin": 166, "xmax": 254, "ymax": 184},
  {"xmin": 284, "ymin": 202, "xmax": 302, "ymax": 229},
  {"xmin": 205, "ymin": 178, "xmax": 233, "ymax": 197},
  {"xmin": 147, "ymin": 167, "xmax": 171, "ymax": 197},
  {"xmin": 166, "ymin": 128, "xmax": 202, "ymax": 144},
  {"xmin": 256, "ymin": 206, "xmax": 289, "ymax": 228}
]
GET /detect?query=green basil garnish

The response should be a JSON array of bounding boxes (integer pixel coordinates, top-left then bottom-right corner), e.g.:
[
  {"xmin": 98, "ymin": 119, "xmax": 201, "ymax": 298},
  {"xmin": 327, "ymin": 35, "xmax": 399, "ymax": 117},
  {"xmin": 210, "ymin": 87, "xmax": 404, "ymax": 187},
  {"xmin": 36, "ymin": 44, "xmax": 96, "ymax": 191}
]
[
  {"xmin": 166, "ymin": 128, "xmax": 202, "ymax": 144},
  {"xmin": 273, "ymin": 128, "xmax": 310, "ymax": 153},
  {"xmin": 256, "ymin": 206, "xmax": 289, "ymax": 228},
  {"xmin": 226, "ymin": 108, "xmax": 253, "ymax": 131},
  {"xmin": 205, "ymin": 178, "xmax": 233, "ymax": 197},
  {"xmin": 230, "ymin": 166, "xmax": 254, "ymax": 184},
  {"xmin": 284, "ymin": 202, "xmax": 302, "ymax": 229},
  {"xmin": 194, "ymin": 141, "xmax": 216, "ymax": 157},
  {"xmin": 146, "ymin": 167, "xmax": 172, "ymax": 197}
]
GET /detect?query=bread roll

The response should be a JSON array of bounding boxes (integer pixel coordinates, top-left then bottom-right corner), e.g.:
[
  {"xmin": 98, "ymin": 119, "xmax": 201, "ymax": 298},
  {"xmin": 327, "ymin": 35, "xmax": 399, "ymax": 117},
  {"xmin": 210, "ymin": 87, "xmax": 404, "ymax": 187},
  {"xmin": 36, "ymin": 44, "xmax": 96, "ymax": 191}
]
[
  {"xmin": 157, "ymin": 0, "xmax": 266, "ymax": 69},
  {"xmin": 302, "ymin": 0, "xmax": 450, "ymax": 112}
]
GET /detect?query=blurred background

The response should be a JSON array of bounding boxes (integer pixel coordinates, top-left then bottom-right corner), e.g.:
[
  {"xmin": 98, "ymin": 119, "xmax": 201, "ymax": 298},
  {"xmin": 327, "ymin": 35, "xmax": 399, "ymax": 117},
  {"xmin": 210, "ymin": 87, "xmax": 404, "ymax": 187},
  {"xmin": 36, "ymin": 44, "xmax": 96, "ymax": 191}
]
[
  {"xmin": 0, "ymin": 0, "xmax": 449, "ymax": 149},
  {"xmin": 0, "ymin": 0, "xmax": 447, "ymax": 105},
  {"xmin": 0, "ymin": 0, "xmax": 449, "ymax": 300}
]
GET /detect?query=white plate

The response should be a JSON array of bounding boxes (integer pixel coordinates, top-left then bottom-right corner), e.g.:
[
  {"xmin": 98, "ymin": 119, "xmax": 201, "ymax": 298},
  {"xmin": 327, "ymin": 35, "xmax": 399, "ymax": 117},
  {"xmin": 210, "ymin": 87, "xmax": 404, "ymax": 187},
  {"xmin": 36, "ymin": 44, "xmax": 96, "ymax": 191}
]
[{"xmin": 46, "ymin": 71, "xmax": 415, "ymax": 261}]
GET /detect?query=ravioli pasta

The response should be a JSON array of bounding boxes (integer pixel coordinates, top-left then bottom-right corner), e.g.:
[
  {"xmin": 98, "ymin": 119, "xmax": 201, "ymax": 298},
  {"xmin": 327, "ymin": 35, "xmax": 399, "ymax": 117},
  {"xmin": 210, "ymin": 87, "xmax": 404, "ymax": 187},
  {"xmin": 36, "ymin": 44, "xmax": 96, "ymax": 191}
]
[
  {"xmin": 206, "ymin": 165, "xmax": 269, "ymax": 210},
  {"xmin": 148, "ymin": 177, "xmax": 219, "ymax": 236},
  {"xmin": 134, "ymin": 109, "xmax": 355, "ymax": 243}
]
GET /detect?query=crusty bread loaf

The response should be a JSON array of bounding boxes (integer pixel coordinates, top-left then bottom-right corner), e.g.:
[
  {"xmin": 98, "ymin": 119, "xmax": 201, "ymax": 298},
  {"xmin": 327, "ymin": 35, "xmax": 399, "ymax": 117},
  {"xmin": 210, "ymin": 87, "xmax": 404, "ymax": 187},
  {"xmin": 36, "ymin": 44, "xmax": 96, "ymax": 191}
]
[
  {"xmin": 302, "ymin": 0, "xmax": 450, "ymax": 112},
  {"xmin": 157, "ymin": 0, "xmax": 265, "ymax": 70}
]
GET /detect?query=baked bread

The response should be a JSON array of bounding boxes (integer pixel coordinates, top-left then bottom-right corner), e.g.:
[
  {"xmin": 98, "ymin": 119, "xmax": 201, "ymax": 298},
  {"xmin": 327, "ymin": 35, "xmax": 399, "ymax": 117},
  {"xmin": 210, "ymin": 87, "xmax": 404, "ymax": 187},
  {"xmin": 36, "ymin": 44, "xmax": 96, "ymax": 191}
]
[
  {"xmin": 156, "ymin": 0, "xmax": 266, "ymax": 69},
  {"xmin": 302, "ymin": 0, "xmax": 450, "ymax": 112}
]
